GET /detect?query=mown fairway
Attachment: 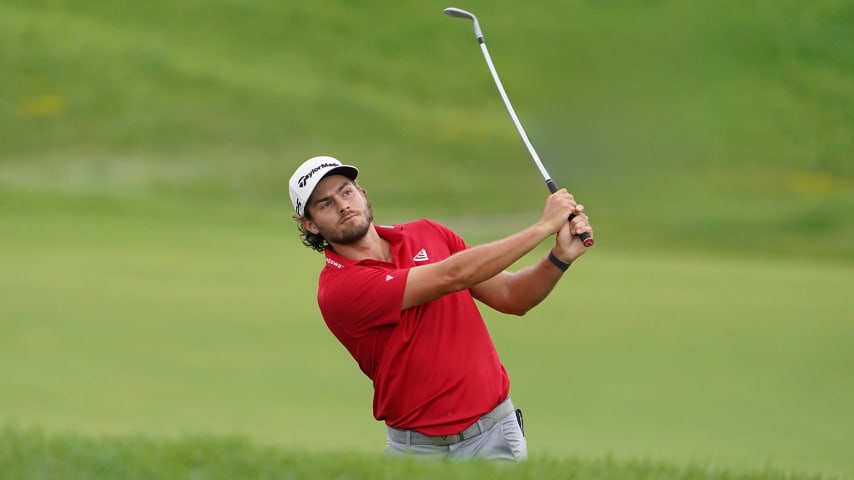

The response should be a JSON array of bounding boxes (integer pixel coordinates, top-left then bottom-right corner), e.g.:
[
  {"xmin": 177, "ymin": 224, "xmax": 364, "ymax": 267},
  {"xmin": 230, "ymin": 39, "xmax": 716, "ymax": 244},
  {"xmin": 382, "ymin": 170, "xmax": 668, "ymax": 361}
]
[
  {"xmin": 1, "ymin": 0, "xmax": 852, "ymax": 478},
  {"xmin": 1, "ymin": 194, "xmax": 851, "ymax": 476}
]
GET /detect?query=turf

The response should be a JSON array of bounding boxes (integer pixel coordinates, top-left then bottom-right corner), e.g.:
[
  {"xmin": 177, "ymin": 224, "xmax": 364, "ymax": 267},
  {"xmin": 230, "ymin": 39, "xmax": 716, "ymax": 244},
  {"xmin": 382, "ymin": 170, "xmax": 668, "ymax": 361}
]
[
  {"xmin": 1, "ymin": 0, "xmax": 851, "ymax": 258},
  {"xmin": 0, "ymin": 427, "xmax": 838, "ymax": 480},
  {"xmin": 0, "ymin": 0, "xmax": 852, "ymax": 478},
  {"xmin": 1, "ymin": 194, "xmax": 851, "ymax": 476}
]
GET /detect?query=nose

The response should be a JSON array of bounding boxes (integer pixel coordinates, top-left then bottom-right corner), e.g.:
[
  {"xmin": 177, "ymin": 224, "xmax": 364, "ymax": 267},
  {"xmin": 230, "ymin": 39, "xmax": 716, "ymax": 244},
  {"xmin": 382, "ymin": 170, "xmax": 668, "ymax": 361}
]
[{"xmin": 337, "ymin": 200, "xmax": 350, "ymax": 214}]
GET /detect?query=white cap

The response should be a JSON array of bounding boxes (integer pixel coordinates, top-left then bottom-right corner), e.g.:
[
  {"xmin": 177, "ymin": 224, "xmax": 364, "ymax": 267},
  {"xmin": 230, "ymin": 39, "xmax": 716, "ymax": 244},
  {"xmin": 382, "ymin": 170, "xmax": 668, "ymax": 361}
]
[{"xmin": 289, "ymin": 156, "xmax": 359, "ymax": 217}]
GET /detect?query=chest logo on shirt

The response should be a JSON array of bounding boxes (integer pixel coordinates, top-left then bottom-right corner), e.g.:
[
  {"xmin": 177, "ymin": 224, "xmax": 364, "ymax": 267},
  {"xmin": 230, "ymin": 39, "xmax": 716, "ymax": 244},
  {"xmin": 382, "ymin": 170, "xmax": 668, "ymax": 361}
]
[
  {"xmin": 413, "ymin": 248, "xmax": 429, "ymax": 262},
  {"xmin": 385, "ymin": 274, "xmax": 394, "ymax": 281}
]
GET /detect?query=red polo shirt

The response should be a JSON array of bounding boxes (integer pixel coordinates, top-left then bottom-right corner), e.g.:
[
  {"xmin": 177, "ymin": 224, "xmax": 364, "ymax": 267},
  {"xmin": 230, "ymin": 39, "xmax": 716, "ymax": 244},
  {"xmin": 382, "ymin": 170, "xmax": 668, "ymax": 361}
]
[{"xmin": 317, "ymin": 219, "xmax": 510, "ymax": 436}]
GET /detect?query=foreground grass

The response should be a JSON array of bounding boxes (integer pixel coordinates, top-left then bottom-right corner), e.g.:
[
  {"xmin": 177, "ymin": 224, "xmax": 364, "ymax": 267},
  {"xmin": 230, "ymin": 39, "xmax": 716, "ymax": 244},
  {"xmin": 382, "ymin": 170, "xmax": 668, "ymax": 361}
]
[{"xmin": 0, "ymin": 427, "xmax": 835, "ymax": 480}]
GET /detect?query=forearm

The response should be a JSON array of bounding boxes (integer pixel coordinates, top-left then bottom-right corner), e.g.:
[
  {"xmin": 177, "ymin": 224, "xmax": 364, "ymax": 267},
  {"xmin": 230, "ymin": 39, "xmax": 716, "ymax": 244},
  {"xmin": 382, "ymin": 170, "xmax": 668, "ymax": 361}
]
[
  {"xmin": 403, "ymin": 189, "xmax": 579, "ymax": 310},
  {"xmin": 473, "ymin": 250, "xmax": 566, "ymax": 315},
  {"xmin": 508, "ymin": 252, "xmax": 566, "ymax": 309},
  {"xmin": 444, "ymin": 222, "xmax": 552, "ymax": 290}
]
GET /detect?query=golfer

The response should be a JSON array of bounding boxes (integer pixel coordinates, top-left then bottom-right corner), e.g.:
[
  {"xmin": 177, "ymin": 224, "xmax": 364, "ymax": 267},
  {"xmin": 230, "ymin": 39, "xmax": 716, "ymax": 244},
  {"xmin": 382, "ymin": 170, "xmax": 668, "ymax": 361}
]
[{"xmin": 290, "ymin": 155, "xmax": 593, "ymax": 460}]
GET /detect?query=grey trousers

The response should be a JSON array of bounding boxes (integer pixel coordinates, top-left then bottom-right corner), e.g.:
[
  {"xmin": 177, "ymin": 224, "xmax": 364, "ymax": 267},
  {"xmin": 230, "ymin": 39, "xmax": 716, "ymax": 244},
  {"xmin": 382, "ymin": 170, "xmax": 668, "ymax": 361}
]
[{"xmin": 385, "ymin": 410, "xmax": 528, "ymax": 461}]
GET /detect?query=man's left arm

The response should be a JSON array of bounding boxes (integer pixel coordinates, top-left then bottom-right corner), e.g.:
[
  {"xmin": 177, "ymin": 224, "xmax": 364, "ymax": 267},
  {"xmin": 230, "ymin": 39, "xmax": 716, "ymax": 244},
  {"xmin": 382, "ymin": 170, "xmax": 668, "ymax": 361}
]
[{"xmin": 470, "ymin": 209, "xmax": 592, "ymax": 316}]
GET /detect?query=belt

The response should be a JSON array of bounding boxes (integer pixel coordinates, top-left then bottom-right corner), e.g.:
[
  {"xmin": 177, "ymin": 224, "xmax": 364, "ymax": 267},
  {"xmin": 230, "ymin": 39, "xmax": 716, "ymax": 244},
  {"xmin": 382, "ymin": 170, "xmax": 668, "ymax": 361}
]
[{"xmin": 387, "ymin": 397, "xmax": 515, "ymax": 447}]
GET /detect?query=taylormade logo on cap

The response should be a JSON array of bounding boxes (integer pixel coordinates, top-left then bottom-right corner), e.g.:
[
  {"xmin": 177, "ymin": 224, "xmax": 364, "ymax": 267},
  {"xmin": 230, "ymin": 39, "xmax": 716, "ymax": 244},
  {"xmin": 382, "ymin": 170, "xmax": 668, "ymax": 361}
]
[{"xmin": 289, "ymin": 156, "xmax": 359, "ymax": 217}]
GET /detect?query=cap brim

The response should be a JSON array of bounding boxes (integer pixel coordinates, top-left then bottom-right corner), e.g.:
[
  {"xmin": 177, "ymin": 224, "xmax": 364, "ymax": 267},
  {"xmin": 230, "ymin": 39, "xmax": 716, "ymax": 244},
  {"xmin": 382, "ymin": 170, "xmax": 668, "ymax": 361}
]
[{"xmin": 323, "ymin": 165, "xmax": 358, "ymax": 181}]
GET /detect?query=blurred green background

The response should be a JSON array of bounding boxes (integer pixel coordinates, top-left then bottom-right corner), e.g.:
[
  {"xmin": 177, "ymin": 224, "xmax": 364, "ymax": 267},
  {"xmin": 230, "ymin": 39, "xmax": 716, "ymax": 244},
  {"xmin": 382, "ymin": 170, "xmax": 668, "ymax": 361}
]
[{"xmin": 1, "ymin": 0, "xmax": 852, "ymax": 477}]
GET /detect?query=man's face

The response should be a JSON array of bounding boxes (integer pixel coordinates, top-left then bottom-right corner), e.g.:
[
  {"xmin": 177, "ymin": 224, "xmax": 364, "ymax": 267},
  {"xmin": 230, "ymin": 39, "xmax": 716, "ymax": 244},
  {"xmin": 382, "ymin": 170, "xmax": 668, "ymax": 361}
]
[{"xmin": 302, "ymin": 175, "xmax": 373, "ymax": 245}]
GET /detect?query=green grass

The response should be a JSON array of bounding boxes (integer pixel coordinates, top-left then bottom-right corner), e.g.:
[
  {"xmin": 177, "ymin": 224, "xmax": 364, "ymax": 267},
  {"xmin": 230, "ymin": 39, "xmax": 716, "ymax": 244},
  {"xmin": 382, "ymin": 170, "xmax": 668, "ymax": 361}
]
[
  {"xmin": 0, "ymin": 0, "xmax": 852, "ymax": 478},
  {"xmin": 0, "ymin": 427, "xmax": 837, "ymax": 480},
  {"xmin": 1, "ymin": 194, "xmax": 851, "ymax": 476},
  {"xmin": 1, "ymin": 0, "xmax": 851, "ymax": 258}
]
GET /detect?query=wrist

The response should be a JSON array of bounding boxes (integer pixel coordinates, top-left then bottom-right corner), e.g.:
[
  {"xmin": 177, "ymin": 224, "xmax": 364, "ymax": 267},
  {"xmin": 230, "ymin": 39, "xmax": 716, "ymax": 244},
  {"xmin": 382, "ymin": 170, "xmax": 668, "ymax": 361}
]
[
  {"xmin": 548, "ymin": 249, "xmax": 571, "ymax": 272},
  {"xmin": 531, "ymin": 221, "xmax": 555, "ymax": 243}
]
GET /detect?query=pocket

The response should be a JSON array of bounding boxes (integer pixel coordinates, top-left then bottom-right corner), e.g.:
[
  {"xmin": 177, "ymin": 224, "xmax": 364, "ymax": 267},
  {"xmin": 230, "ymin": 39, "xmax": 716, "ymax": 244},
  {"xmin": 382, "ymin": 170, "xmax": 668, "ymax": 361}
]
[{"xmin": 499, "ymin": 412, "xmax": 528, "ymax": 460}]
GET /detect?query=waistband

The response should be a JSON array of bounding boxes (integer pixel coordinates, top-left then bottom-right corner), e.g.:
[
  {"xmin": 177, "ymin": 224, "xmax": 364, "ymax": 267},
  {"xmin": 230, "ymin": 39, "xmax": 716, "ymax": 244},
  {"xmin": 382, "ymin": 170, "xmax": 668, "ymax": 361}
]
[{"xmin": 387, "ymin": 397, "xmax": 515, "ymax": 447}]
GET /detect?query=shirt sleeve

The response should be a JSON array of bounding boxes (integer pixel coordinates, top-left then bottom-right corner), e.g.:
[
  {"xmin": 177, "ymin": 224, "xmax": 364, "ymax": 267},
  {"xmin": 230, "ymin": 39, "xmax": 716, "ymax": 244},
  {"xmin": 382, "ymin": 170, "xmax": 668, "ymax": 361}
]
[
  {"xmin": 420, "ymin": 219, "xmax": 469, "ymax": 254},
  {"xmin": 318, "ymin": 265, "xmax": 410, "ymax": 342}
]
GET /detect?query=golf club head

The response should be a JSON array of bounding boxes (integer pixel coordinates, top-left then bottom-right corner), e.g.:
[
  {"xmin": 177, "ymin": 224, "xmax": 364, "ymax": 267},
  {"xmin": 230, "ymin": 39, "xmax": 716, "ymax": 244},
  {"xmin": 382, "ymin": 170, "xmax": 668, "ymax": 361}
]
[{"xmin": 443, "ymin": 7, "xmax": 483, "ymax": 41}]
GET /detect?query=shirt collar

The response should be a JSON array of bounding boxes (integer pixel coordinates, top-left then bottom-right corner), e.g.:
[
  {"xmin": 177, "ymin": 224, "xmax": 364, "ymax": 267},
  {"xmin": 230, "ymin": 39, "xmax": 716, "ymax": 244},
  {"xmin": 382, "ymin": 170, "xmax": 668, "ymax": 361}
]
[{"xmin": 323, "ymin": 224, "xmax": 402, "ymax": 269}]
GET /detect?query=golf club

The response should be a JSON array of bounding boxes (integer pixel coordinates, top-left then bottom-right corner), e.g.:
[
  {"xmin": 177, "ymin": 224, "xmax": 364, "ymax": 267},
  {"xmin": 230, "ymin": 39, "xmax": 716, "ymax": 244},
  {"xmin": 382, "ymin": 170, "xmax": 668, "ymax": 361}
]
[{"xmin": 443, "ymin": 7, "xmax": 594, "ymax": 247}]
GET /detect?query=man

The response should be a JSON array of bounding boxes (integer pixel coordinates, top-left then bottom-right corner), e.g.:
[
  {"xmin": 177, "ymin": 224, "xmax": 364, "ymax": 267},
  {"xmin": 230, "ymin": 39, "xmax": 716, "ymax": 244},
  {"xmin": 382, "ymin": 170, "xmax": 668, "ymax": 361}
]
[{"xmin": 289, "ymin": 155, "xmax": 593, "ymax": 461}]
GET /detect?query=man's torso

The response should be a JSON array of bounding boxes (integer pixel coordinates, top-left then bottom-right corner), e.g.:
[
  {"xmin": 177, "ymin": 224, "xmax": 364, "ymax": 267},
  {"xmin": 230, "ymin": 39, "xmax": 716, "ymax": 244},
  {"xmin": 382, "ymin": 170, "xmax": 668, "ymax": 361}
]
[{"xmin": 317, "ymin": 219, "xmax": 509, "ymax": 435}]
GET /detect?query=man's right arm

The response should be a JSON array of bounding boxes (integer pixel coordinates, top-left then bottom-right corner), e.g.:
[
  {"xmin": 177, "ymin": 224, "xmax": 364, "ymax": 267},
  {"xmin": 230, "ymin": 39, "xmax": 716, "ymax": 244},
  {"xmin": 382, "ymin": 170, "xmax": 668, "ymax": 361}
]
[{"xmin": 401, "ymin": 189, "xmax": 577, "ymax": 310}]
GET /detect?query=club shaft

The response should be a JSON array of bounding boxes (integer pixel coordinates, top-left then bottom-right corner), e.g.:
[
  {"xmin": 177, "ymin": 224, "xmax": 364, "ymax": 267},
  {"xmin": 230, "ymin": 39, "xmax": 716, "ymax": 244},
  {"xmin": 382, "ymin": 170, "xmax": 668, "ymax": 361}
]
[
  {"xmin": 478, "ymin": 41, "xmax": 553, "ymax": 185},
  {"xmin": 446, "ymin": 7, "xmax": 594, "ymax": 247},
  {"xmin": 479, "ymin": 38, "xmax": 594, "ymax": 247}
]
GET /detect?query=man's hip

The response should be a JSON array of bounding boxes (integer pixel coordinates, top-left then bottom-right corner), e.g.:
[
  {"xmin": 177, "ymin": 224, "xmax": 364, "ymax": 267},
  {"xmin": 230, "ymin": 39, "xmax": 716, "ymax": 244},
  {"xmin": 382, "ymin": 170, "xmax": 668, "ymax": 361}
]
[{"xmin": 386, "ymin": 397, "xmax": 527, "ymax": 461}]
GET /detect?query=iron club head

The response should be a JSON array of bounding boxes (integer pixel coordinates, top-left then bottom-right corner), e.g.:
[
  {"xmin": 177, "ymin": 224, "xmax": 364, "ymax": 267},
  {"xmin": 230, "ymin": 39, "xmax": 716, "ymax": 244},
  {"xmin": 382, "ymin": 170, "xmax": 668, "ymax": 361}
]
[{"xmin": 443, "ymin": 7, "xmax": 483, "ymax": 41}]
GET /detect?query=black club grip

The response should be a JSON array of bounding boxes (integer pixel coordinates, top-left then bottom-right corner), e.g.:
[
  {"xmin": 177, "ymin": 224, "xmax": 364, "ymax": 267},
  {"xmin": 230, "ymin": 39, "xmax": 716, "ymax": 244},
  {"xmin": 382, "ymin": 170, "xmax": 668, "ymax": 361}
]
[{"xmin": 546, "ymin": 179, "xmax": 595, "ymax": 247}]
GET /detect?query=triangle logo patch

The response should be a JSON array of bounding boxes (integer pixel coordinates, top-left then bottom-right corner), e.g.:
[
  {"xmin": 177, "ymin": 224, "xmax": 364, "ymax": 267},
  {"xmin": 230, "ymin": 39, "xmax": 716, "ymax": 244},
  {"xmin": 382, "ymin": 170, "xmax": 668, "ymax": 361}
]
[
  {"xmin": 413, "ymin": 249, "xmax": 429, "ymax": 262},
  {"xmin": 385, "ymin": 274, "xmax": 394, "ymax": 281}
]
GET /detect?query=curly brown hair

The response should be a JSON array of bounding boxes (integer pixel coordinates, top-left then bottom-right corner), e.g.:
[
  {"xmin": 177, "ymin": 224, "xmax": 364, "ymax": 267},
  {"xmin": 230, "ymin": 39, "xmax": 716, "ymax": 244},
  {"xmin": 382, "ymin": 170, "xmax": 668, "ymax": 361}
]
[
  {"xmin": 292, "ymin": 183, "xmax": 371, "ymax": 253},
  {"xmin": 293, "ymin": 210, "xmax": 329, "ymax": 253}
]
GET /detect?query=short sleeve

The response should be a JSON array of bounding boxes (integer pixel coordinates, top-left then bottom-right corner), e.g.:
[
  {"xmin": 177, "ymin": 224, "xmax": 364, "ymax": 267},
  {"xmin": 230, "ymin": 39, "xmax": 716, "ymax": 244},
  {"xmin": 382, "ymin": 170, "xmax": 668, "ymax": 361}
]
[
  {"xmin": 419, "ymin": 219, "xmax": 469, "ymax": 254},
  {"xmin": 318, "ymin": 265, "xmax": 410, "ymax": 342}
]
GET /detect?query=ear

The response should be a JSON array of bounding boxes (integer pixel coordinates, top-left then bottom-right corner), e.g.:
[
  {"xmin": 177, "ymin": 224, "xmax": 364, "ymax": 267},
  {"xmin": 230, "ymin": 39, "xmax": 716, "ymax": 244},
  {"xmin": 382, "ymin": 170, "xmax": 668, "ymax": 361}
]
[
  {"xmin": 358, "ymin": 185, "xmax": 369, "ymax": 200},
  {"xmin": 301, "ymin": 217, "xmax": 320, "ymax": 235}
]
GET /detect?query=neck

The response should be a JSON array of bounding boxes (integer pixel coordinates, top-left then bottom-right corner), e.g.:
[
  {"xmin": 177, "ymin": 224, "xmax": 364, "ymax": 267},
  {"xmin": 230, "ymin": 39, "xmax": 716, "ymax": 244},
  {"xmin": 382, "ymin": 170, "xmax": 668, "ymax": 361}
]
[{"xmin": 329, "ymin": 224, "xmax": 391, "ymax": 263}]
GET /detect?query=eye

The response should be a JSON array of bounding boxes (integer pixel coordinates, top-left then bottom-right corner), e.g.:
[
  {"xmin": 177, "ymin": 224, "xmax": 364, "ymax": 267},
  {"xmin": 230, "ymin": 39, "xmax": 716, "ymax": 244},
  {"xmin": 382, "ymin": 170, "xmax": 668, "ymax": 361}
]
[{"xmin": 319, "ymin": 200, "xmax": 331, "ymax": 210}]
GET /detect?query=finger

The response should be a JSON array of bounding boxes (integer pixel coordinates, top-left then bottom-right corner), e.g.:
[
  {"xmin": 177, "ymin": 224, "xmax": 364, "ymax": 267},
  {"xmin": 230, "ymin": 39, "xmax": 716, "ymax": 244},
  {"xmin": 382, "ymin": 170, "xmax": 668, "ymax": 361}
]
[
  {"xmin": 569, "ymin": 211, "xmax": 589, "ymax": 226},
  {"xmin": 569, "ymin": 215, "xmax": 590, "ymax": 232},
  {"xmin": 571, "ymin": 223, "xmax": 593, "ymax": 237}
]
